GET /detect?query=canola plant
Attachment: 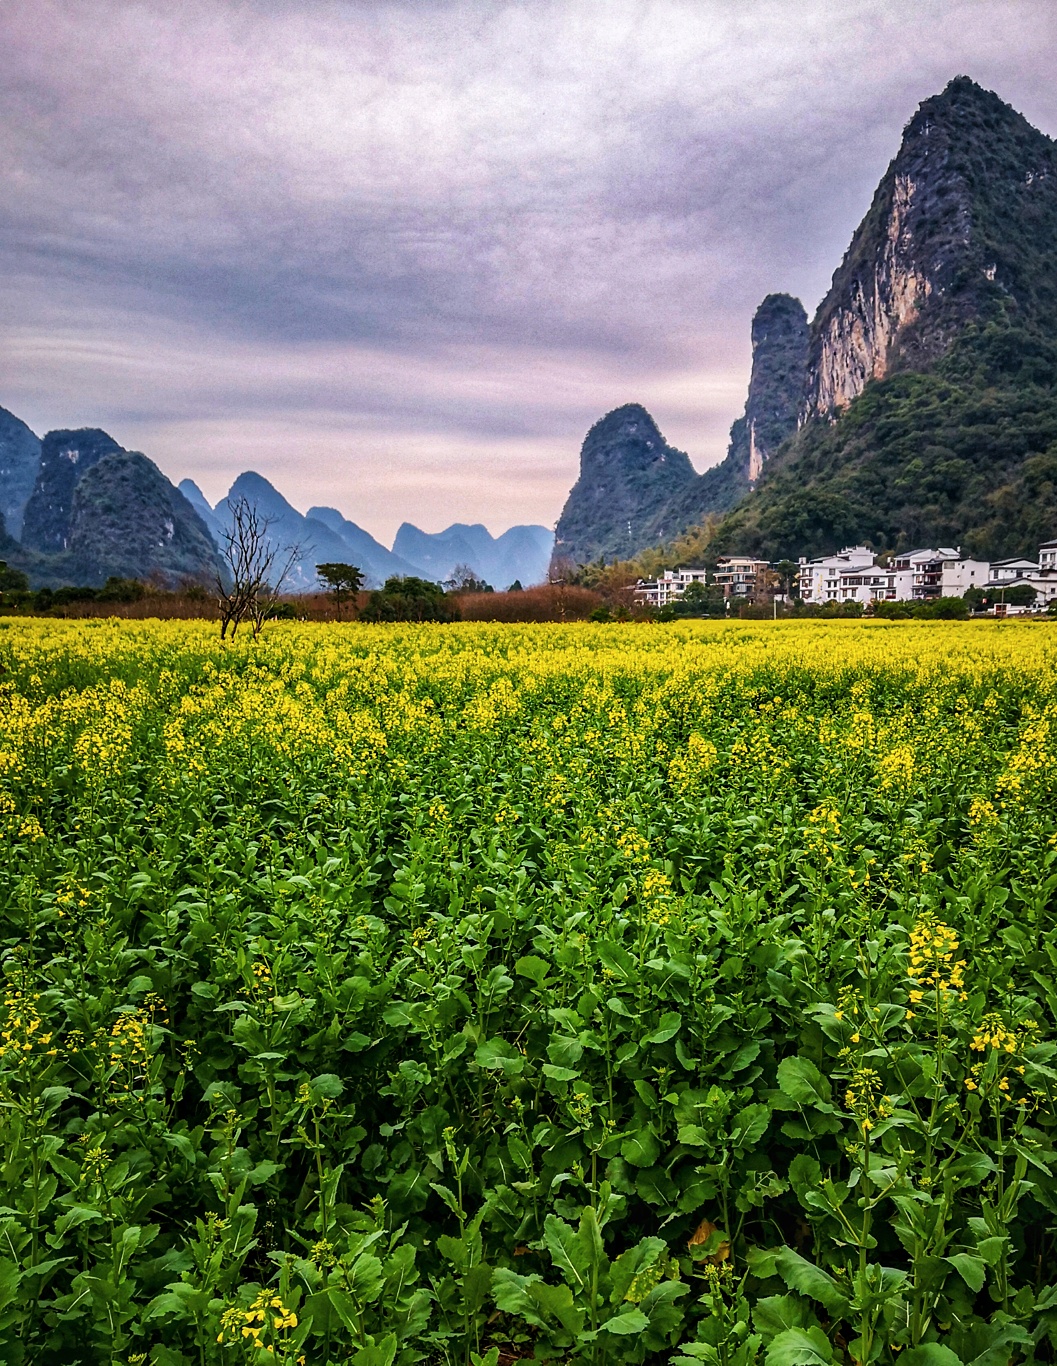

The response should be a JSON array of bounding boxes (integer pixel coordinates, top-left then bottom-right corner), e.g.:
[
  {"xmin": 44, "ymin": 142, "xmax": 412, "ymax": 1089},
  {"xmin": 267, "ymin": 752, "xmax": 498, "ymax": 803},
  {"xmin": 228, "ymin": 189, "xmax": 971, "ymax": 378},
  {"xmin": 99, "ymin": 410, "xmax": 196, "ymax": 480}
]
[{"xmin": 0, "ymin": 618, "xmax": 1056, "ymax": 1365}]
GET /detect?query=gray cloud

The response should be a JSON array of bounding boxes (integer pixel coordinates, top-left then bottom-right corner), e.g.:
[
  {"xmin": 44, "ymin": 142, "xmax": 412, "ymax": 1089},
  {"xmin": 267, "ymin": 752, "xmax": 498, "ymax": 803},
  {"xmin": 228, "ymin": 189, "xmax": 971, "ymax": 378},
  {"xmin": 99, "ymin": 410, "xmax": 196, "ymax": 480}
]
[{"xmin": 1, "ymin": 0, "xmax": 1055, "ymax": 538}]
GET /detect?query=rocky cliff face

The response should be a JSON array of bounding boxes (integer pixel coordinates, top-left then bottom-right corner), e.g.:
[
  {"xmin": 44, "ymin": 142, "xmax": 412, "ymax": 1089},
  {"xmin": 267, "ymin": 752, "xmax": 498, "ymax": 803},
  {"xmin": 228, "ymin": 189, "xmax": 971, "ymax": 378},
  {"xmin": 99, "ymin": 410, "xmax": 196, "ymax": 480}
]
[
  {"xmin": 553, "ymin": 404, "xmax": 697, "ymax": 564},
  {"xmin": 0, "ymin": 407, "xmax": 42, "ymax": 541},
  {"xmin": 21, "ymin": 428, "xmax": 125, "ymax": 552},
  {"xmin": 66, "ymin": 451, "xmax": 220, "ymax": 586},
  {"xmin": 730, "ymin": 294, "xmax": 808, "ymax": 481},
  {"xmin": 805, "ymin": 77, "xmax": 1057, "ymax": 417},
  {"xmin": 554, "ymin": 301, "xmax": 807, "ymax": 564}
]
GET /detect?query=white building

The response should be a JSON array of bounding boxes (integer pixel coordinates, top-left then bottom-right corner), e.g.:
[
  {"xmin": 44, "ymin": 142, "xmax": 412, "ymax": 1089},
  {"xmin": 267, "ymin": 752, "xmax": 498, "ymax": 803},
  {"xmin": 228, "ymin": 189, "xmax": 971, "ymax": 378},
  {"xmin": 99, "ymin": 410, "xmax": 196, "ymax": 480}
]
[
  {"xmin": 798, "ymin": 547, "xmax": 878, "ymax": 604},
  {"xmin": 635, "ymin": 566, "xmax": 709, "ymax": 608},
  {"xmin": 939, "ymin": 558, "xmax": 989, "ymax": 597},
  {"xmin": 712, "ymin": 556, "xmax": 771, "ymax": 599},
  {"xmin": 989, "ymin": 556, "xmax": 1039, "ymax": 585},
  {"xmin": 1041, "ymin": 540, "xmax": 1057, "ymax": 572}
]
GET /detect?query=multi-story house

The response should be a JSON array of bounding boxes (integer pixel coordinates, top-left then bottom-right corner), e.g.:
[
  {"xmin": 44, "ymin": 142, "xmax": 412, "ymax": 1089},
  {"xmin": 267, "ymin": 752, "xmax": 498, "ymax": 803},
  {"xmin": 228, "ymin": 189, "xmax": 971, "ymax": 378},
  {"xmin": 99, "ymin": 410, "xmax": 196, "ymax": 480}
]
[
  {"xmin": 634, "ymin": 566, "xmax": 709, "ymax": 608},
  {"xmin": 797, "ymin": 547, "xmax": 877, "ymax": 604},
  {"xmin": 989, "ymin": 556, "xmax": 1039, "ymax": 584},
  {"xmin": 712, "ymin": 556, "xmax": 771, "ymax": 599},
  {"xmin": 986, "ymin": 542, "xmax": 1057, "ymax": 609}
]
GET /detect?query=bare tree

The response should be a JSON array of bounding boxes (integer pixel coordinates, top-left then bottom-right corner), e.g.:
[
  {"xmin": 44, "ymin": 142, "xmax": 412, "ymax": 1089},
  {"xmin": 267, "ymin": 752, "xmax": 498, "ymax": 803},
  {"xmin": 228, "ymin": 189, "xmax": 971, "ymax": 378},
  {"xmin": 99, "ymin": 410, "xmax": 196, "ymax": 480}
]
[
  {"xmin": 548, "ymin": 554, "xmax": 578, "ymax": 624},
  {"xmin": 215, "ymin": 496, "xmax": 301, "ymax": 639}
]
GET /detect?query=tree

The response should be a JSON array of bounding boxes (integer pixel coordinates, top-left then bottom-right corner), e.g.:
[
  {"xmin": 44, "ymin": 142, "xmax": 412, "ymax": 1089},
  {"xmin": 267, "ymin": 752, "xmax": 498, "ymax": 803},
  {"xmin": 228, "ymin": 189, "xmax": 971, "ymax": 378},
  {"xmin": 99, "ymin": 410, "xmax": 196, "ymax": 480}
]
[
  {"xmin": 675, "ymin": 580, "xmax": 726, "ymax": 617},
  {"xmin": 507, "ymin": 579, "xmax": 524, "ymax": 592},
  {"xmin": 359, "ymin": 576, "xmax": 460, "ymax": 623},
  {"xmin": 0, "ymin": 561, "xmax": 29, "ymax": 598},
  {"xmin": 774, "ymin": 559, "xmax": 800, "ymax": 598},
  {"xmin": 1003, "ymin": 583, "xmax": 1037, "ymax": 607},
  {"xmin": 316, "ymin": 562, "xmax": 364, "ymax": 619},
  {"xmin": 445, "ymin": 563, "xmax": 493, "ymax": 593},
  {"xmin": 215, "ymin": 496, "xmax": 300, "ymax": 639}
]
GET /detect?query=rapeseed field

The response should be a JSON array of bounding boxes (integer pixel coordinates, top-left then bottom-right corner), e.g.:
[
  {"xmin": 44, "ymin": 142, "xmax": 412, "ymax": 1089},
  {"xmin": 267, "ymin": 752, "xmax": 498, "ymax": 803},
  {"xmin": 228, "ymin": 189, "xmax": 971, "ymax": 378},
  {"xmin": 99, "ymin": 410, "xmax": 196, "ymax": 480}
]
[{"xmin": 1, "ymin": 618, "xmax": 1056, "ymax": 1365}]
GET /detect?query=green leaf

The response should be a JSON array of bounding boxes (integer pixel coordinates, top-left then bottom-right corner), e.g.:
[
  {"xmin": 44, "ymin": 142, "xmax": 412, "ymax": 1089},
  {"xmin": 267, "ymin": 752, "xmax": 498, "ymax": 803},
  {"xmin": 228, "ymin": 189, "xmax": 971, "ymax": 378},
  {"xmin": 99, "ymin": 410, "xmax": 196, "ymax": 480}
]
[
  {"xmin": 776, "ymin": 1056, "xmax": 830, "ymax": 1106},
  {"xmin": 352, "ymin": 1332, "xmax": 398, "ymax": 1366},
  {"xmin": 547, "ymin": 1035, "xmax": 584, "ymax": 1068},
  {"xmin": 775, "ymin": 1249, "xmax": 850, "ymax": 1317},
  {"xmin": 327, "ymin": 1286, "xmax": 361, "ymax": 1332},
  {"xmin": 620, "ymin": 1127, "xmax": 661, "ymax": 1167},
  {"xmin": 475, "ymin": 1038, "xmax": 525, "ymax": 1076},
  {"xmin": 348, "ymin": 1252, "xmax": 385, "ymax": 1301},
  {"xmin": 542, "ymin": 1064, "xmax": 580, "ymax": 1081},
  {"xmin": 309, "ymin": 1072, "xmax": 344, "ymax": 1099},
  {"xmin": 753, "ymin": 1294, "xmax": 813, "ymax": 1340},
  {"xmin": 544, "ymin": 1215, "xmax": 589, "ymax": 1287},
  {"xmin": 515, "ymin": 955, "xmax": 550, "ymax": 984},
  {"xmin": 603, "ymin": 1307, "xmax": 651, "ymax": 1334},
  {"xmin": 765, "ymin": 1326, "xmax": 833, "ymax": 1366},
  {"xmin": 643, "ymin": 1011, "xmax": 682, "ymax": 1045},
  {"xmin": 902, "ymin": 1347, "xmax": 964, "ymax": 1366},
  {"xmin": 0, "ymin": 1260, "xmax": 21, "ymax": 1314},
  {"xmin": 730, "ymin": 1103, "xmax": 771, "ymax": 1152},
  {"xmin": 945, "ymin": 1253, "xmax": 986, "ymax": 1293}
]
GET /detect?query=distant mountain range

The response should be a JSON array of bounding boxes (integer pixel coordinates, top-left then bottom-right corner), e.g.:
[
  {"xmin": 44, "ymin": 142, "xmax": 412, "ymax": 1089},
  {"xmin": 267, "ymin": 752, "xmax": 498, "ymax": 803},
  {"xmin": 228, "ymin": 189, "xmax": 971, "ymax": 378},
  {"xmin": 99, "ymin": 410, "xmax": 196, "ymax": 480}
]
[
  {"xmin": 556, "ymin": 77, "xmax": 1057, "ymax": 566},
  {"xmin": 0, "ymin": 411, "xmax": 553, "ymax": 591}
]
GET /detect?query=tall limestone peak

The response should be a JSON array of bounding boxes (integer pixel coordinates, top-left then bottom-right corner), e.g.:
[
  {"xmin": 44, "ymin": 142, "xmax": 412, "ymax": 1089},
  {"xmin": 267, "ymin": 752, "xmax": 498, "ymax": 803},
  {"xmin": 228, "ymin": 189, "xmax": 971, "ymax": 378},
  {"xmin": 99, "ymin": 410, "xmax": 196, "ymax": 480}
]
[
  {"xmin": 805, "ymin": 76, "xmax": 1057, "ymax": 416},
  {"xmin": 66, "ymin": 450, "xmax": 220, "ymax": 586},
  {"xmin": 732, "ymin": 294, "xmax": 808, "ymax": 483},
  {"xmin": 21, "ymin": 428, "xmax": 125, "ymax": 552},
  {"xmin": 553, "ymin": 403, "xmax": 696, "ymax": 564},
  {"xmin": 0, "ymin": 406, "xmax": 42, "ymax": 541}
]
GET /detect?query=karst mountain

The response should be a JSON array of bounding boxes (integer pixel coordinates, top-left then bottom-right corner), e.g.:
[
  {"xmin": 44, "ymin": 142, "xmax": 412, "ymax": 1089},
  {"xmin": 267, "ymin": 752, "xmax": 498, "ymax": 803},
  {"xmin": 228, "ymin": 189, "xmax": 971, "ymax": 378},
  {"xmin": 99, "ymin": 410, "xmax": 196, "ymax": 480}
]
[{"xmin": 556, "ymin": 77, "xmax": 1057, "ymax": 566}]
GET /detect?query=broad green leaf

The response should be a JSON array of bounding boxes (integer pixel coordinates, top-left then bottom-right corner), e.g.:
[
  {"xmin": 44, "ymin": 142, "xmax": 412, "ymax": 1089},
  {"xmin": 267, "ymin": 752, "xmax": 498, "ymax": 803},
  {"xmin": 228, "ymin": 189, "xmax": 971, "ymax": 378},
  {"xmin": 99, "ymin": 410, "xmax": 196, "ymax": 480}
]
[
  {"xmin": 775, "ymin": 1249, "xmax": 850, "ymax": 1317},
  {"xmin": 945, "ymin": 1253, "xmax": 986, "ymax": 1293},
  {"xmin": 515, "ymin": 955, "xmax": 550, "ymax": 984},
  {"xmin": 347, "ymin": 1252, "xmax": 385, "ymax": 1301},
  {"xmin": 544, "ymin": 1215, "xmax": 590, "ymax": 1287},
  {"xmin": 765, "ymin": 1326, "xmax": 833, "ymax": 1366},
  {"xmin": 776, "ymin": 1056, "xmax": 830, "ymax": 1106},
  {"xmin": 309, "ymin": 1072, "xmax": 344, "ymax": 1099},
  {"xmin": 643, "ymin": 1011, "xmax": 682, "ymax": 1045},
  {"xmin": 730, "ymin": 1102, "xmax": 771, "ymax": 1152},
  {"xmin": 620, "ymin": 1126, "xmax": 661, "ymax": 1167},
  {"xmin": 603, "ymin": 1307, "xmax": 650, "ymax": 1334},
  {"xmin": 753, "ymin": 1294, "xmax": 813, "ymax": 1340},
  {"xmin": 547, "ymin": 1035, "xmax": 584, "ymax": 1068},
  {"xmin": 352, "ymin": 1332, "xmax": 398, "ymax": 1366},
  {"xmin": 475, "ymin": 1037, "xmax": 525, "ymax": 1075},
  {"xmin": 902, "ymin": 1347, "xmax": 964, "ymax": 1366}
]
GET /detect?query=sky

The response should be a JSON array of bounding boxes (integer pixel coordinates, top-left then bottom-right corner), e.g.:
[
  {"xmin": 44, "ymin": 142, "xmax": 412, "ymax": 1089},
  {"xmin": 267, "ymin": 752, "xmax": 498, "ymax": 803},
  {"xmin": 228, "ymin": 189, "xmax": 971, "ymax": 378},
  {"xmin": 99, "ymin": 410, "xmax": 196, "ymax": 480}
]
[{"xmin": 2, "ymin": 0, "xmax": 1056, "ymax": 543}]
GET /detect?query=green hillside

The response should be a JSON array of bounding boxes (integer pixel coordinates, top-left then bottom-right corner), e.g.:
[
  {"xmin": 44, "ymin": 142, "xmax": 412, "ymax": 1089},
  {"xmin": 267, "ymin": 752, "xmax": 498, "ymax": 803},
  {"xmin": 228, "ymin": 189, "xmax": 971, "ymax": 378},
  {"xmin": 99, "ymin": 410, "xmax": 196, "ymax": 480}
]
[{"xmin": 707, "ymin": 318, "xmax": 1057, "ymax": 560}]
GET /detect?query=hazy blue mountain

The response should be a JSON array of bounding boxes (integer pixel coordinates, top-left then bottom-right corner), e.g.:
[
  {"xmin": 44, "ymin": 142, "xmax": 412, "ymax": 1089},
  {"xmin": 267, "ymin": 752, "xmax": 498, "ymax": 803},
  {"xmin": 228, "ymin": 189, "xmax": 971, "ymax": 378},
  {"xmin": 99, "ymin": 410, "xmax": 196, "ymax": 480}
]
[
  {"xmin": 21, "ymin": 428, "xmax": 124, "ymax": 553},
  {"xmin": 307, "ymin": 506, "xmax": 420, "ymax": 583},
  {"xmin": 217, "ymin": 472, "xmax": 398, "ymax": 591},
  {"xmin": 0, "ymin": 406, "xmax": 42, "ymax": 541},
  {"xmin": 392, "ymin": 521, "xmax": 553, "ymax": 587},
  {"xmin": 178, "ymin": 479, "xmax": 226, "ymax": 543}
]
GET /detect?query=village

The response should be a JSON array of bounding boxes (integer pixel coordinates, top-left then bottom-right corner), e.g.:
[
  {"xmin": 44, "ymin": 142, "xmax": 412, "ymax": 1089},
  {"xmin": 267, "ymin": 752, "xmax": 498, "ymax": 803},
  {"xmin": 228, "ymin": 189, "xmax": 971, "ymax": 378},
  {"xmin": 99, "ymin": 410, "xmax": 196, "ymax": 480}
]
[{"xmin": 635, "ymin": 538, "xmax": 1057, "ymax": 614}]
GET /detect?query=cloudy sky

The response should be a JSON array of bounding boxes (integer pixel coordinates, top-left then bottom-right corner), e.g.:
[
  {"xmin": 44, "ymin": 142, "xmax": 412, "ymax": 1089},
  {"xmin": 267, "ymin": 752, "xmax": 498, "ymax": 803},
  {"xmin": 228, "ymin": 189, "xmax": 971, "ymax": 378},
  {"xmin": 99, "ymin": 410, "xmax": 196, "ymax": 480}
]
[{"xmin": 2, "ymin": 0, "xmax": 1055, "ymax": 541}]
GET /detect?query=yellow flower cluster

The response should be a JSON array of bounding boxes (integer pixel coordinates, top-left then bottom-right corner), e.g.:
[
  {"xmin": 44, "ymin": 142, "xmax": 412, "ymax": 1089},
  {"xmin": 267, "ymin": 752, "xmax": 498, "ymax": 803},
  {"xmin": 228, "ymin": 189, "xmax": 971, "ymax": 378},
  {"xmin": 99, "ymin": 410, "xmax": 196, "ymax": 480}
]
[
  {"xmin": 108, "ymin": 1008, "xmax": 152, "ymax": 1082},
  {"xmin": 217, "ymin": 1290, "xmax": 298, "ymax": 1347},
  {"xmin": 971, "ymin": 1013, "xmax": 1019, "ymax": 1054},
  {"xmin": 907, "ymin": 913, "xmax": 966, "ymax": 1001},
  {"xmin": 639, "ymin": 868, "xmax": 675, "ymax": 925},
  {"xmin": 0, "ymin": 988, "xmax": 56, "ymax": 1061},
  {"xmin": 844, "ymin": 1066, "xmax": 891, "ymax": 1131}
]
